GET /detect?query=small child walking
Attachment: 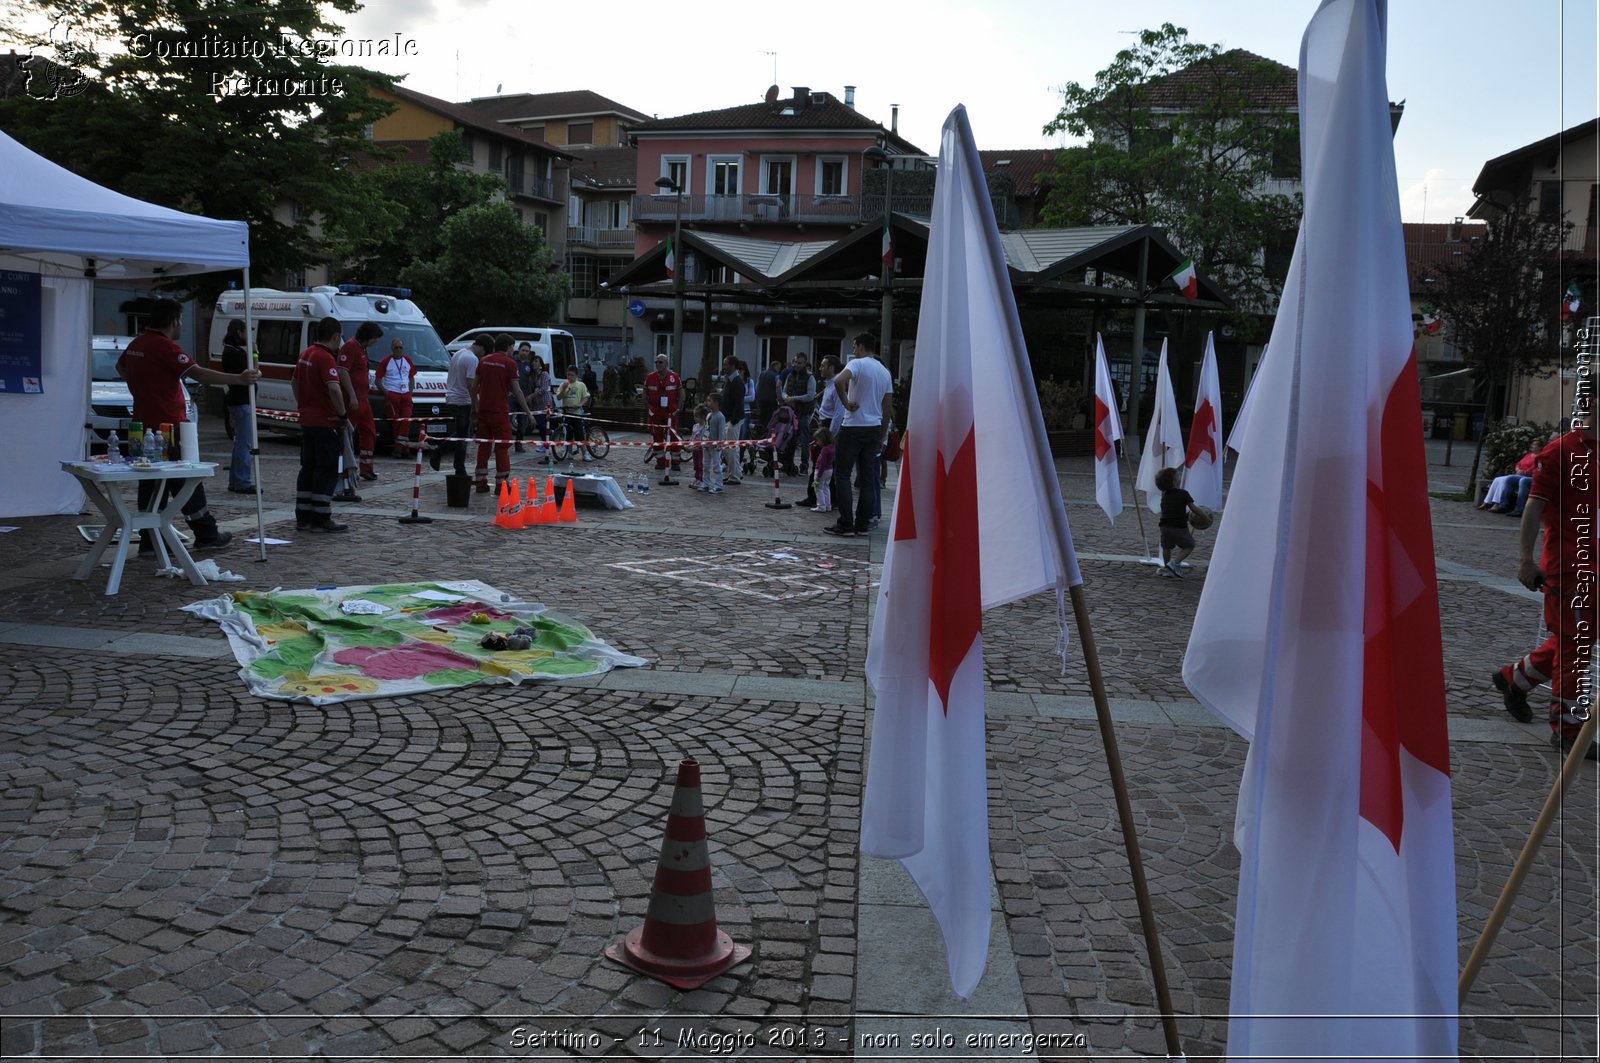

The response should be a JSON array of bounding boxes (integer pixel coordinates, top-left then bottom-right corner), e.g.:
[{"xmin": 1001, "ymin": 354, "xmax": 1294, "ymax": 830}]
[
  {"xmin": 690, "ymin": 405, "xmax": 707, "ymax": 489},
  {"xmin": 700, "ymin": 393, "xmax": 727, "ymax": 494},
  {"xmin": 812, "ymin": 426, "xmax": 835, "ymax": 513},
  {"xmin": 1154, "ymin": 467, "xmax": 1204, "ymax": 578}
]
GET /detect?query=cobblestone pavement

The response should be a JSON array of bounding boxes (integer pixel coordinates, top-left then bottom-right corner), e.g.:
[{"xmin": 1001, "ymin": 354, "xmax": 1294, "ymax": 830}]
[{"xmin": 0, "ymin": 422, "xmax": 1595, "ymax": 1060}]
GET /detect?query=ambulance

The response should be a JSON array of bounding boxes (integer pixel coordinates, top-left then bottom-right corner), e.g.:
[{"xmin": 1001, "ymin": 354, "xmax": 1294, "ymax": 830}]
[{"xmin": 209, "ymin": 284, "xmax": 452, "ymax": 441}]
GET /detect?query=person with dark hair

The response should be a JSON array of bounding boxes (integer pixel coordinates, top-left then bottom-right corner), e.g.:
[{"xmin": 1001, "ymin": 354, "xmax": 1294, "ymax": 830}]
[
  {"xmin": 292, "ymin": 316, "xmax": 351, "ymax": 532},
  {"xmin": 219, "ymin": 319, "xmax": 255, "ymax": 493},
  {"xmin": 824, "ymin": 333, "xmax": 894, "ymax": 537},
  {"xmin": 474, "ymin": 334, "xmax": 532, "ymax": 494},
  {"xmin": 719, "ymin": 355, "xmax": 745, "ymax": 483},
  {"xmin": 781, "ymin": 351, "xmax": 816, "ymax": 475},
  {"xmin": 338, "ymin": 321, "xmax": 383, "ymax": 481},
  {"xmin": 117, "ymin": 298, "xmax": 259, "ymax": 552},
  {"xmin": 644, "ymin": 353, "xmax": 682, "ymax": 471}
]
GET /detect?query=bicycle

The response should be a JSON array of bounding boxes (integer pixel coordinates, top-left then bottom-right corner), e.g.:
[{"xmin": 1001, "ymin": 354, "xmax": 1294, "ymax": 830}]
[{"xmin": 547, "ymin": 409, "xmax": 611, "ymax": 461}]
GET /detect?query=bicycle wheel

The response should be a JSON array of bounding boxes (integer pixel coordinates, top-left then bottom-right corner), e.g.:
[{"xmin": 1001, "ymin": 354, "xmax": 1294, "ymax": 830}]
[
  {"xmin": 585, "ymin": 425, "xmax": 611, "ymax": 460},
  {"xmin": 546, "ymin": 419, "xmax": 571, "ymax": 461}
]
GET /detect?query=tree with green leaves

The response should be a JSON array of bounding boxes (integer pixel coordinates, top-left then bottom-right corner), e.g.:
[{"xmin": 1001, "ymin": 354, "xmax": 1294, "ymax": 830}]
[
  {"xmin": 1041, "ymin": 24, "xmax": 1302, "ymax": 319},
  {"xmin": 325, "ymin": 130, "xmax": 508, "ymax": 285},
  {"xmin": 399, "ymin": 202, "xmax": 569, "ymax": 340},
  {"xmin": 1431, "ymin": 200, "xmax": 1570, "ymax": 496},
  {"xmin": 0, "ymin": 0, "xmax": 394, "ymax": 298}
]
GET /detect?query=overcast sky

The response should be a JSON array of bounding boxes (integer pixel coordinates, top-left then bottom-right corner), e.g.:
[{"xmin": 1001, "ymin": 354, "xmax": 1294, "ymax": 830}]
[{"xmin": 341, "ymin": 0, "xmax": 1597, "ymax": 224}]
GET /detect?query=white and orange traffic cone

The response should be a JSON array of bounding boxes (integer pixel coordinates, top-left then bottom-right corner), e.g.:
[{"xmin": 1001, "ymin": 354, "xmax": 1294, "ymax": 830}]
[{"xmin": 605, "ymin": 758, "xmax": 751, "ymax": 990}]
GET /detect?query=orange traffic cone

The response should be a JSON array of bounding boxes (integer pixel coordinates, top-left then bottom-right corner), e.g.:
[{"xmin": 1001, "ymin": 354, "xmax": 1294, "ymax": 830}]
[
  {"xmin": 494, "ymin": 480, "xmax": 517, "ymax": 529},
  {"xmin": 558, "ymin": 481, "xmax": 578, "ymax": 524},
  {"xmin": 508, "ymin": 478, "xmax": 524, "ymax": 528},
  {"xmin": 605, "ymin": 758, "xmax": 751, "ymax": 990},
  {"xmin": 540, "ymin": 479, "xmax": 558, "ymax": 524},
  {"xmin": 522, "ymin": 477, "xmax": 541, "ymax": 527}
]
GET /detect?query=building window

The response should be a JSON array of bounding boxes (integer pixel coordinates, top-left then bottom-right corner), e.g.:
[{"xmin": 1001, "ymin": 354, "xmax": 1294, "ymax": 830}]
[
  {"xmin": 533, "ymin": 212, "xmax": 549, "ymax": 236},
  {"xmin": 608, "ymin": 199, "xmax": 629, "ymax": 229},
  {"xmin": 489, "ymin": 141, "xmax": 503, "ymax": 170},
  {"xmin": 567, "ymin": 121, "xmax": 593, "ymax": 145},
  {"xmin": 760, "ymin": 336, "xmax": 789, "ymax": 363},
  {"xmin": 761, "ymin": 156, "xmax": 794, "ymax": 196},
  {"xmin": 817, "ymin": 156, "xmax": 847, "ymax": 196},
  {"xmin": 1539, "ymin": 180, "xmax": 1562, "ymax": 222},
  {"xmin": 710, "ymin": 156, "xmax": 741, "ymax": 196},
  {"xmin": 709, "ymin": 334, "xmax": 735, "ymax": 364},
  {"xmin": 663, "ymin": 156, "xmax": 690, "ymax": 193},
  {"xmin": 1269, "ymin": 127, "xmax": 1299, "ymax": 181}
]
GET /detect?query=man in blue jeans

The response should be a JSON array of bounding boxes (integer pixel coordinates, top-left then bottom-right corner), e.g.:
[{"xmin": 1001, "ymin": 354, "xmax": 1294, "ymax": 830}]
[{"xmin": 825, "ymin": 333, "xmax": 895, "ymax": 537}]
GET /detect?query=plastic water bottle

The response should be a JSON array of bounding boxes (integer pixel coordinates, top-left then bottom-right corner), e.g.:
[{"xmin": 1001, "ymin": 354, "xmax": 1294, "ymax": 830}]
[
  {"xmin": 143, "ymin": 428, "xmax": 162, "ymax": 463},
  {"xmin": 106, "ymin": 430, "xmax": 122, "ymax": 462},
  {"xmin": 624, "ymin": 474, "xmax": 633, "ymax": 495},
  {"xmin": 638, "ymin": 474, "xmax": 650, "ymax": 495}
]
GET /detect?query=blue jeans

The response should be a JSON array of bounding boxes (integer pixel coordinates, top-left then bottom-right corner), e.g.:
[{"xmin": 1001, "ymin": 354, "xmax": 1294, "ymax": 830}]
[
  {"xmin": 832, "ymin": 425, "xmax": 881, "ymax": 532},
  {"xmin": 228, "ymin": 404, "xmax": 254, "ymax": 489}
]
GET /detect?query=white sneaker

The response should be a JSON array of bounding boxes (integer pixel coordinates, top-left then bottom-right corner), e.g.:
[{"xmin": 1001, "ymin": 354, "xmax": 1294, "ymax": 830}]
[
  {"xmin": 1166, "ymin": 562, "xmax": 1185, "ymax": 579},
  {"xmin": 694, "ymin": 482, "xmax": 708, "ymax": 492},
  {"xmin": 709, "ymin": 486, "xmax": 724, "ymax": 494}
]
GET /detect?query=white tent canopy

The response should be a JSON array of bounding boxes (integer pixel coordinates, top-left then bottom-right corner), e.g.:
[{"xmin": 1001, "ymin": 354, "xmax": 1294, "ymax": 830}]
[{"xmin": 0, "ymin": 128, "xmax": 249, "ymax": 517}]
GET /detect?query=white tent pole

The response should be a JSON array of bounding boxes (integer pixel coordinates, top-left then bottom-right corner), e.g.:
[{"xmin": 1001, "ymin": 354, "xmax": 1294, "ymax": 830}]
[{"xmin": 244, "ymin": 267, "xmax": 266, "ymax": 562}]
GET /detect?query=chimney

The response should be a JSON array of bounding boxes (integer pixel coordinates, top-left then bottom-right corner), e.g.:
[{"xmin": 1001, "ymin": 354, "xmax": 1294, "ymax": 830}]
[
  {"xmin": 792, "ymin": 86, "xmax": 809, "ymax": 108},
  {"xmin": 844, "ymin": 85, "xmax": 856, "ymax": 108},
  {"xmin": 891, "ymin": 104, "xmax": 899, "ymax": 134},
  {"xmin": 1447, "ymin": 216, "xmax": 1463, "ymax": 243}
]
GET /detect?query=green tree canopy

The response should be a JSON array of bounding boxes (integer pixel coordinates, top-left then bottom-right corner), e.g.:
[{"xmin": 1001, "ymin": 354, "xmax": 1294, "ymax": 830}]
[
  {"xmin": 0, "ymin": 0, "xmax": 394, "ymax": 298},
  {"xmin": 1041, "ymin": 24, "xmax": 1302, "ymax": 320},
  {"xmin": 325, "ymin": 130, "xmax": 508, "ymax": 285},
  {"xmin": 1431, "ymin": 200, "xmax": 1570, "ymax": 494},
  {"xmin": 399, "ymin": 202, "xmax": 569, "ymax": 339}
]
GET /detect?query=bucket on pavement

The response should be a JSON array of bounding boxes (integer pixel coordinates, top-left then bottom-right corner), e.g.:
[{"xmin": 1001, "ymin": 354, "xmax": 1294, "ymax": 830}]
[{"xmin": 445, "ymin": 473, "xmax": 473, "ymax": 509}]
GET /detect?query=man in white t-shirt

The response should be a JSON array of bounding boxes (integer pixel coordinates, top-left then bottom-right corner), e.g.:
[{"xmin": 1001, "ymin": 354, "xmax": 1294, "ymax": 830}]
[
  {"xmin": 824, "ymin": 332, "xmax": 895, "ymax": 537},
  {"xmin": 432, "ymin": 335, "xmax": 482, "ymax": 474}
]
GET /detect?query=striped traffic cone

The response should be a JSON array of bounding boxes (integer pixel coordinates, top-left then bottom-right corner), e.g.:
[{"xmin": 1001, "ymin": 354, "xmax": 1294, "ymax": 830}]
[
  {"xmin": 557, "ymin": 480, "xmax": 578, "ymax": 524},
  {"xmin": 522, "ymin": 476, "xmax": 541, "ymax": 527},
  {"xmin": 605, "ymin": 758, "xmax": 751, "ymax": 989},
  {"xmin": 493, "ymin": 480, "xmax": 517, "ymax": 529},
  {"xmin": 540, "ymin": 479, "xmax": 559, "ymax": 524}
]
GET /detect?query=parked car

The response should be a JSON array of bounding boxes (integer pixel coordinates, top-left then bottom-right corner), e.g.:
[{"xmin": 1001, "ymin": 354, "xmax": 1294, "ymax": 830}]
[{"xmin": 444, "ymin": 326, "xmax": 577, "ymax": 380}]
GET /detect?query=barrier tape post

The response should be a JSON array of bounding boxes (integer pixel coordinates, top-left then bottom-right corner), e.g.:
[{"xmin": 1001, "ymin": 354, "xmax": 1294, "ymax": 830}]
[
  {"xmin": 764, "ymin": 461, "xmax": 791, "ymax": 510},
  {"xmin": 398, "ymin": 427, "xmax": 434, "ymax": 525},
  {"xmin": 660, "ymin": 423, "xmax": 680, "ymax": 486}
]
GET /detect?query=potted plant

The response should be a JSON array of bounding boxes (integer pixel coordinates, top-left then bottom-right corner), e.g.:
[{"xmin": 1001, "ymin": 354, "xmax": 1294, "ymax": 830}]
[{"xmin": 1037, "ymin": 378, "xmax": 1092, "ymax": 455}]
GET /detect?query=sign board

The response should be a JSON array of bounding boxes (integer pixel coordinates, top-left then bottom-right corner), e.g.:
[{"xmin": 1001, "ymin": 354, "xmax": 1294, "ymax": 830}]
[
  {"xmin": 0, "ymin": 270, "xmax": 43, "ymax": 394},
  {"xmin": 627, "ymin": 299, "xmax": 647, "ymax": 318}
]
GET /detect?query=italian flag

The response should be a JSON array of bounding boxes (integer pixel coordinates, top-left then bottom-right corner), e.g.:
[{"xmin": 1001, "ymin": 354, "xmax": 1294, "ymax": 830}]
[
  {"xmin": 664, "ymin": 236, "xmax": 675, "ymax": 278},
  {"xmin": 881, "ymin": 219, "xmax": 894, "ymax": 268},
  {"xmin": 1167, "ymin": 257, "xmax": 1198, "ymax": 300}
]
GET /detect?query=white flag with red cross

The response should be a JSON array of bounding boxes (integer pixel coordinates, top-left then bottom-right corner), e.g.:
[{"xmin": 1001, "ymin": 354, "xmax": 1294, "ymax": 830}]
[
  {"xmin": 1181, "ymin": 331, "xmax": 1225, "ymax": 509},
  {"xmin": 1093, "ymin": 334, "xmax": 1124, "ymax": 522},
  {"xmin": 861, "ymin": 105, "xmax": 1081, "ymax": 1000},
  {"xmin": 1182, "ymin": 1, "xmax": 1458, "ymax": 1058}
]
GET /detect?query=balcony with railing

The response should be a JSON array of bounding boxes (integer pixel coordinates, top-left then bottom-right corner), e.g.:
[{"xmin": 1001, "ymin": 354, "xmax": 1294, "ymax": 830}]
[
  {"xmin": 631, "ymin": 193, "xmax": 871, "ymax": 225},
  {"xmin": 566, "ymin": 225, "xmax": 637, "ymax": 250},
  {"xmin": 505, "ymin": 172, "xmax": 560, "ymax": 203}
]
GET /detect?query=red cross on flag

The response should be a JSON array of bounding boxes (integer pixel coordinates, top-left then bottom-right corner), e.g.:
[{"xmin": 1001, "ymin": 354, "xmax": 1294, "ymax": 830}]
[
  {"xmin": 1181, "ymin": 331, "xmax": 1225, "ymax": 509},
  {"xmin": 1093, "ymin": 334, "xmax": 1124, "ymax": 522},
  {"xmin": 1182, "ymin": 1, "xmax": 1457, "ymax": 1057},
  {"xmin": 862, "ymin": 105, "xmax": 1081, "ymax": 1000}
]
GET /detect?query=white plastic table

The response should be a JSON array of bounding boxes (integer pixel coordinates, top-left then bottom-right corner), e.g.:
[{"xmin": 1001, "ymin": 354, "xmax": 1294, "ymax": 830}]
[{"xmin": 62, "ymin": 460, "xmax": 218, "ymax": 596}]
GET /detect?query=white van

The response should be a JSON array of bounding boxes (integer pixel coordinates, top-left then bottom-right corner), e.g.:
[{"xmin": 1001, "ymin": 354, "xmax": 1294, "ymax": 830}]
[
  {"xmin": 210, "ymin": 285, "xmax": 451, "ymax": 440},
  {"xmin": 444, "ymin": 326, "xmax": 577, "ymax": 379}
]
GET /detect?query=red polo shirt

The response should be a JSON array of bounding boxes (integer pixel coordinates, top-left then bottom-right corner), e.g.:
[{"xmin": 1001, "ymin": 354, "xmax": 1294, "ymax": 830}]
[
  {"xmin": 1531, "ymin": 429, "xmax": 1600, "ymax": 575},
  {"xmin": 337, "ymin": 339, "xmax": 372, "ymax": 404},
  {"xmin": 117, "ymin": 329, "xmax": 195, "ymax": 426},
  {"xmin": 294, "ymin": 344, "xmax": 343, "ymax": 429},
  {"xmin": 475, "ymin": 352, "xmax": 519, "ymax": 417},
  {"xmin": 645, "ymin": 368, "xmax": 681, "ymax": 417}
]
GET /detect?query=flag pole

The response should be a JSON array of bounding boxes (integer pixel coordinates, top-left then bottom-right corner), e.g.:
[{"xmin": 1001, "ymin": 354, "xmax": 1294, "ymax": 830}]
[
  {"xmin": 1458, "ymin": 709, "xmax": 1599, "ymax": 1004},
  {"xmin": 1067, "ymin": 582, "xmax": 1182, "ymax": 1056},
  {"xmin": 1118, "ymin": 441, "xmax": 1155, "ymax": 562}
]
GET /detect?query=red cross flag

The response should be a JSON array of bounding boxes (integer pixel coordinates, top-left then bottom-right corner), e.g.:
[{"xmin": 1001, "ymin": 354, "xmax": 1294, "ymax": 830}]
[
  {"xmin": 1182, "ymin": 1, "xmax": 1457, "ymax": 1057},
  {"xmin": 861, "ymin": 105, "xmax": 1081, "ymax": 1000},
  {"xmin": 1181, "ymin": 331, "xmax": 1225, "ymax": 509},
  {"xmin": 1093, "ymin": 334, "xmax": 1124, "ymax": 522},
  {"xmin": 1133, "ymin": 339, "xmax": 1184, "ymax": 512}
]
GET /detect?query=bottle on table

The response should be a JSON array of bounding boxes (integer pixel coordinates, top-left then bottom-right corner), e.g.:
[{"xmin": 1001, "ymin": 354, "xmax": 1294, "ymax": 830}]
[
  {"xmin": 106, "ymin": 430, "xmax": 122, "ymax": 462},
  {"xmin": 143, "ymin": 427, "xmax": 162, "ymax": 463},
  {"xmin": 129, "ymin": 421, "xmax": 144, "ymax": 459}
]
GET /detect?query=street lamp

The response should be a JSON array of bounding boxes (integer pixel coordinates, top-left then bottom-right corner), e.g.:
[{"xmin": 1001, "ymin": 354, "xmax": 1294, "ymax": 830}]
[
  {"xmin": 654, "ymin": 175, "xmax": 686, "ymax": 374},
  {"xmin": 862, "ymin": 144, "xmax": 893, "ymax": 363}
]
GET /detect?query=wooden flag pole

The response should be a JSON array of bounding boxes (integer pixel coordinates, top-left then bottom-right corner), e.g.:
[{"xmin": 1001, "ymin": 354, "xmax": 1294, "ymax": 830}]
[
  {"xmin": 1458, "ymin": 709, "xmax": 1599, "ymax": 1004},
  {"xmin": 1118, "ymin": 441, "xmax": 1155, "ymax": 561},
  {"xmin": 1068, "ymin": 583, "xmax": 1183, "ymax": 1057}
]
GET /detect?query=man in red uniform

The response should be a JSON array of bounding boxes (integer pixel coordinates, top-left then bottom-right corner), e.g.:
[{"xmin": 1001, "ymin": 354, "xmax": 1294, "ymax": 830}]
[
  {"xmin": 117, "ymin": 299, "xmax": 259, "ymax": 552},
  {"xmin": 293, "ymin": 317, "xmax": 351, "ymax": 531},
  {"xmin": 338, "ymin": 322, "xmax": 384, "ymax": 481},
  {"xmin": 374, "ymin": 337, "xmax": 417, "ymax": 457},
  {"xmin": 644, "ymin": 353, "xmax": 682, "ymax": 471},
  {"xmin": 473, "ymin": 334, "xmax": 533, "ymax": 494},
  {"xmin": 1495, "ymin": 408, "xmax": 1600, "ymax": 759}
]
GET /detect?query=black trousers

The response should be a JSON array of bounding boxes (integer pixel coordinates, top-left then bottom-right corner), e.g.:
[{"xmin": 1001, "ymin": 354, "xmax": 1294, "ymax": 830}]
[
  {"xmin": 295, "ymin": 426, "xmax": 341, "ymax": 526},
  {"xmin": 138, "ymin": 479, "xmax": 218, "ymax": 539}
]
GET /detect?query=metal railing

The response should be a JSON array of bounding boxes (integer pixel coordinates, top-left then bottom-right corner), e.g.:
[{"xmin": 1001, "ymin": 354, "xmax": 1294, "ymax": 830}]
[
  {"xmin": 631, "ymin": 193, "xmax": 868, "ymax": 225},
  {"xmin": 566, "ymin": 225, "xmax": 636, "ymax": 250},
  {"xmin": 507, "ymin": 173, "xmax": 559, "ymax": 202}
]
